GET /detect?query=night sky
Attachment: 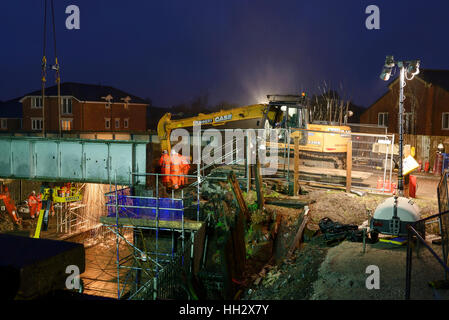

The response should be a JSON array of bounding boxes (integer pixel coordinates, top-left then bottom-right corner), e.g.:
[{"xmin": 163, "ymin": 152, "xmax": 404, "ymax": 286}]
[{"xmin": 1, "ymin": 0, "xmax": 449, "ymax": 108}]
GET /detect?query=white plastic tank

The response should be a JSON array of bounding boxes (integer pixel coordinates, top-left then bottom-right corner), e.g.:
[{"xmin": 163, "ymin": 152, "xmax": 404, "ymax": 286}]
[
  {"xmin": 373, "ymin": 197, "xmax": 421, "ymax": 222},
  {"xmin": 370, "ymin": 196, "xmax": 421, "ymax": 237}
]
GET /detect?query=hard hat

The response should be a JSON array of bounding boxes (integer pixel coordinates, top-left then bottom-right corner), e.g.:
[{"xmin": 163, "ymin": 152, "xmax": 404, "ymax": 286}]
[
  {"xmin": 171, "ymin": 149, "xmax": 177, "ymax": 155},
  {"xmin": 31, "ymin": 190, "xmax": 36, "ymax": 195}
]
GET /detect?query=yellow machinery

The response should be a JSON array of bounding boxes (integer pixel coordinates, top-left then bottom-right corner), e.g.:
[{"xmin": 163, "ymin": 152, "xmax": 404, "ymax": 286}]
[
  {"xmin": 157, "ymin": 103, "xmax": 284, "ymax": 151},
  {"xmin": 33, "ymin": 185, "xmax": 82, "ymax": 239},
  {"xmin": 157, "ymin": 94, "xmax": 351, "ymax": 169}
]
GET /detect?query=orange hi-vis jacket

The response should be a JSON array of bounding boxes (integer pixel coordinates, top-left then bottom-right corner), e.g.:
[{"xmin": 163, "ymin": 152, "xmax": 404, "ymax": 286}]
[
  {"xmin": 159, "ymin": 153, "xmax": 172, "ymax": 184},
  {"xmin": 28, "ymin": 194, "xmax": 39, "ymax": 218},
  {"xmin": 180, "ymin": 155, "xmax": 190, "ymax": 186},
  {"xmin": 170, "ymin": 153, "xmax": 182, "ymax": 189}
]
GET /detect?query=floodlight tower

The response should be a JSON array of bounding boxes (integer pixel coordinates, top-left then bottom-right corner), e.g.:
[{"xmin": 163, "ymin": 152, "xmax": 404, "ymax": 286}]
[
  {"xmin": 369, "ymin": 56, "xmax": 422, "ymax": 241},
  {"xmin": 379, "ymin": 56, "xmax": 420, "ymax": 196}
]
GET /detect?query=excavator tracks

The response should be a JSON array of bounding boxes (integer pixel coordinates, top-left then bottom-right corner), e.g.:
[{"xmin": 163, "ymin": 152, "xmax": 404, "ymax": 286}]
[{"xmin": 296, "ymin": 151, "xmax": 346, "ymax": 170}]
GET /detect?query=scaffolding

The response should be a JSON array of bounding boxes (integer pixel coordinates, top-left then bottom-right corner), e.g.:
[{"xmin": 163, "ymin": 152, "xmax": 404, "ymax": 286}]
[
  {"xmin": 55, "ymin": 201, "xmax": 86, "ymax": 234},
  {"xmin": 100, "ymin": 172, "xmax": 204, "ymax": 300}
]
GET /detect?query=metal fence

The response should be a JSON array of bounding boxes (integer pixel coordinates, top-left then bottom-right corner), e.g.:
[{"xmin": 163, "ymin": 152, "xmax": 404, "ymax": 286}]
[
  {"xmin": 405, "ymin": 172, "xmax": 449, "ymax": 299},
  {"xmin": 438, "ymin": 172, "xmax": 449, "ymax": 271},
  {"xmin": 278, "ymin": 128, "xmax": 395, "ymax": 193},
  {"xmin": 173, "ymin": 127, "xmax": 395, "ymax": 194}
]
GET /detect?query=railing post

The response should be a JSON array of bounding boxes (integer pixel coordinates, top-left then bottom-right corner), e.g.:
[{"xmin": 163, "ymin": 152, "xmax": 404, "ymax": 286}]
[
  {"xmin": 405, "ymin": 227, "xmax": 413, "ymax": 300},
  {"xmin": 294, "ymin": 136, "xmax": 300, "ymax": 196},
  {"xmin": 346, "ymin": 140, "xmax": 352, "ymax": 193}
]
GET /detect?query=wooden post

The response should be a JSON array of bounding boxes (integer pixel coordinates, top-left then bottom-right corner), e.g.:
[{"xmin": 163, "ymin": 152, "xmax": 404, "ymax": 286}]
[
  {"xmin": 228, "ymin": 172, "xmax": 251, "ymax": 221},
  {"xmin": 246, "ymin": 134, "xmax": 251, "ymax": 192},
  {"xmin": 255, "ymin": 158, "xmax": 265, "ymax": 210},
  {"xmin": 346, "ymin": 140, "xmax": 352, "ymax": 193},
  {"xmin": 294, "ymin": 137, "xmax": 300, "ymax": 196},
  {"xmin": 287, "ymin": 206, "xmax": 310, "ymax": 257}
]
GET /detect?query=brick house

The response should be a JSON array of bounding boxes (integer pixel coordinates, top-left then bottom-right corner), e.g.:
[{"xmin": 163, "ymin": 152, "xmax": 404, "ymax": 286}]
[
  {"xmin": 19, "ymin": 82, "xmax": 149, "ymax": 136},
  {"xmin": 360, "ymin": 69, "xmax": 449, "ymax": 136},
  {"xmin": 0, "ymin": 98, "xmax": 22, "ymax": 132}
]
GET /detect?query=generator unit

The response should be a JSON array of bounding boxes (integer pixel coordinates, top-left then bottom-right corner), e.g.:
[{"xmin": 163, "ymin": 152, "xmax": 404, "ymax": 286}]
[{"xmin": 370, "ymin": 196, "xmax": 421, "ymax": 241}]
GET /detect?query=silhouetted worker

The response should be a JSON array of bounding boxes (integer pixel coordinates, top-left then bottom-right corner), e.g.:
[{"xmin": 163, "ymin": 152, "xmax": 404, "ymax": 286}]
[{"xmin": 159, "ymin": 150, "xmax": 172, "ymax": 188}]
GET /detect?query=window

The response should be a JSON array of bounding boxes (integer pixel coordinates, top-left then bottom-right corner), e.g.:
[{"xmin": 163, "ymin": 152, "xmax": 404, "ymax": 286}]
[
  {"xmin": 31, "ymin": 97, "xmax": 43, "ymax": 108},
  {"xmin": 124, "ymin": 118, "xmax": 129, "ymax": 129},
  {"xmin": 404, "ymin": 113, "xmax": 414, "ymax": 134},
  {"xmin": 61, "ymin": 119, "xmax": 73, "ymax": 131},
  {"xmin": 61, "ymin": 98, "xmax": 72, "ymax": 114},
  {"xmin": 115, "ymin": 118, "xmax": 120, "ymax": 129},
  {"xmin": 105, "ymin": 118, "xmax": 111, "ymax": 129},
  {"xmin": 0, "ymin": 119, "xmax": 7, "ymax": 129},
  {"xmin": 378, "ymin": 112, "xmax": 389, "ymax": 127},
  {"xmin": 31, "ymin": 118, "xmax": 43, "ymax": 130},
  {"xmin": 443, "ymin": 113, "xmax": 449, "ymax": 130}
]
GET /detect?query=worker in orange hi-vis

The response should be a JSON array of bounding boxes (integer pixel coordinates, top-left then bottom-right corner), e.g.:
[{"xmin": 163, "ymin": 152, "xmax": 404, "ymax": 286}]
[
  {"xmin": 159, "ymin": 150, "xmax": 172, "ymax": 187},
  {"xmin": 170, "ymin": 150, "xmax": 182, "ymax": 190},
  {"xmin": 27, "ymin": 191, "xmax": 39, "ymax": 219},
  {"xmin": 180, "ymin": 154, "xmax": 190, "ymax": 186}
]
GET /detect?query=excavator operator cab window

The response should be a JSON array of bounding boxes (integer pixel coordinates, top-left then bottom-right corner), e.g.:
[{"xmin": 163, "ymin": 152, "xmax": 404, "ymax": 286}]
[{"xmin": 287, "ymin": 106, "xmax": 307, "ymax": 129}]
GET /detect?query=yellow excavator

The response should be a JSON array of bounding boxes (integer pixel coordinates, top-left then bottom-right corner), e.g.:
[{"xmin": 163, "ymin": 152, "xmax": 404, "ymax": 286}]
[{"xmin": 157, "ymin": 95, "xmax": 351, "ymax": 169}]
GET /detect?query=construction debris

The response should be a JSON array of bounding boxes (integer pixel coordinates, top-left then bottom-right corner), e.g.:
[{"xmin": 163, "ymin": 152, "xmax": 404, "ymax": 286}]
[{"xmin": 287, "ymin": 206, "xmax": 310, "ymax": 257}]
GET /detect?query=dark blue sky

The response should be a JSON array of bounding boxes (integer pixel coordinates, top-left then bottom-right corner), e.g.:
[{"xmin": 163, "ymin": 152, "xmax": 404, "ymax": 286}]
[{"xmin": 1, "ymin": 1, "xmax": 449, "ymax": 108}]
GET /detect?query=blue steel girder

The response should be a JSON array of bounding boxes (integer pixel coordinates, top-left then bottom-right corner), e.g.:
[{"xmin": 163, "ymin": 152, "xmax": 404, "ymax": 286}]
[{"xmin": 0, "ymin": 136, "xmax": 147, "ymax": 185}]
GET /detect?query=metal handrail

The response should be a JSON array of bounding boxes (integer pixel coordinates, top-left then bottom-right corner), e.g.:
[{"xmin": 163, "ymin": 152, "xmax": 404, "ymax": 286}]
[{"xmin": 405, "ymin": 172, "xmax": 449, "ymax": 300}]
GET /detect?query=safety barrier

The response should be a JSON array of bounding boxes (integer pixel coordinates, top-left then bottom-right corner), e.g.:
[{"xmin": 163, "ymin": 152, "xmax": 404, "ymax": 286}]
[{"xmin": 105, "ymin": 188, "xmax": 184, "ymax": 221}]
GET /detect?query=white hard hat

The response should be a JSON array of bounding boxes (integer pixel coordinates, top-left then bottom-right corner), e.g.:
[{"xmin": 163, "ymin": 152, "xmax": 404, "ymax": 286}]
[{"xmin": 171, "ymin": 149, "xmax": 177, "ymax": 155}]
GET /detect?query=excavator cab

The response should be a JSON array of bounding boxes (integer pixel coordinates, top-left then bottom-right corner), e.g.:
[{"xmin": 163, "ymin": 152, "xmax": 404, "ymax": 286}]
[{"xmin": 266, "ymin": 94, "xmax": 309, "ymax": 144}]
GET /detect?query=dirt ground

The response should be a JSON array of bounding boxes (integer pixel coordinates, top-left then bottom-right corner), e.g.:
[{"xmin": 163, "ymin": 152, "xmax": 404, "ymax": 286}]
[
  {"xmin": 245, "ymin": 185, "xmax": 446, "ymax": 300},
  {"xmin": 311, "ymin": 241, "xmax": 449, "ymax": 300}
]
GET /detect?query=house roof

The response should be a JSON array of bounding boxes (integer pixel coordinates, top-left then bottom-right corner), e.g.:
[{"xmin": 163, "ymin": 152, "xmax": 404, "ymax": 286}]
[
  {"xmin": 416, "ymin": 69, "xmax": 449, "ymax": 92},
  {"xmin": 365, "ymin": 69, "xmax": 449, "ymax": 112},
  {"xmin": 21, "ymin": 82, "xmax": 149, "ymax": 104},
  {"xmin": 0, "ymin": 98, "xmax": 22, "ymax": 118}
]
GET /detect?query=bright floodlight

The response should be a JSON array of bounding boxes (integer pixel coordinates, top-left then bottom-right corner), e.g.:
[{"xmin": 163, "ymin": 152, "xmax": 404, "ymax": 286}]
[
  {"xmin": 407, "ymin": 60, "xmax": 420, "ymax": 76},
  {"xmin": 385, "ymin": 55, "xmax": 395, "ymax": 68},
  {"xmin": 380, "ymin": 68, "xmax": 392, "ymax": 81},
  {"xmin": 380, "ymin": 55, "xmax": 395, "ymax": 81}
]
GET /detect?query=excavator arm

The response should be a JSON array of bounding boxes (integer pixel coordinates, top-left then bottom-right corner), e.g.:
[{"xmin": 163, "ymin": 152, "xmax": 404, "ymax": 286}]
[{"xmin": 157, "ymin": 104, "xmax": 284, "ymax": 152}]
